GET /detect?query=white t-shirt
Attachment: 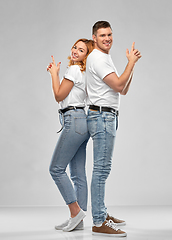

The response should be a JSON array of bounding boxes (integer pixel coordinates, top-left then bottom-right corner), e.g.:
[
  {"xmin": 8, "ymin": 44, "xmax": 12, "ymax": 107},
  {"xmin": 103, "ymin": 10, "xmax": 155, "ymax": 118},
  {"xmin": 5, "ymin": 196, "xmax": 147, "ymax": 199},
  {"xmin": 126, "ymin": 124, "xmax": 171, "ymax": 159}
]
[
  {"xmin": 86, "ymin": 49, "xmax": 120, "ymax": 110},
  {"xmin": 59, "ymin": 65, "xmax": 86, "ymax": 109}
]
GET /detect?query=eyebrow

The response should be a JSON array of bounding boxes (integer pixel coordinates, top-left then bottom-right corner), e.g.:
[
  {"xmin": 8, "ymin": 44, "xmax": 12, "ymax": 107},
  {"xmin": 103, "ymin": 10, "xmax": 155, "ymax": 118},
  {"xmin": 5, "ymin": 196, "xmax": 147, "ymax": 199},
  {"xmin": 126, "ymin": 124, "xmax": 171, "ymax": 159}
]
[{"xmin": 78, "ymin": 47, "xmax": 86, "ymax": 51}]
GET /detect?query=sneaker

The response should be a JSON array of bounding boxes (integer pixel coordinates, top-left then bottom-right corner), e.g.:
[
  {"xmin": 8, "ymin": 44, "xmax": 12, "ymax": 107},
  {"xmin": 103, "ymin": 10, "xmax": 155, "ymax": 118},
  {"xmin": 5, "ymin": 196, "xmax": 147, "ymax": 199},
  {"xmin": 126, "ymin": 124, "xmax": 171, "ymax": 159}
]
[
  {"xmin": 106, "ymin": 213, "xmax": 126, "ymax": 226},
  {"xmin": 74, "ymin": 220, "xmax": 84, "ymax": 230},
  {"xmin": 55, "ymin": 219, "xmax": 84, "ymax": 230},
  {"xmin": 92, "ymin": 219, "xmax": 127, "ymax": 237},
  {"xmin": 63, "ymin": 209, "xmax": 86, "ymax": 232},
  {"xmin": 55, "ymin": 219, "xmax": 69, "ymax": 230}
]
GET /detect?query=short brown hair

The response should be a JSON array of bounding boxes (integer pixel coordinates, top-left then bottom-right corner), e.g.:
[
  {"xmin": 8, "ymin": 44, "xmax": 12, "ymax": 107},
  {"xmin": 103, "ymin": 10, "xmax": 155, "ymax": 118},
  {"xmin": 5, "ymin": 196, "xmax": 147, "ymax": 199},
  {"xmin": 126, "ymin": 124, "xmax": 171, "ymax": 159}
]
[
  {"xmin": 92, "ymin": 21, "xmax": 112, "ymax": 36},
  {"xmin": 68, "ymin": 38, "xmax": 94, "ymax": 72}
]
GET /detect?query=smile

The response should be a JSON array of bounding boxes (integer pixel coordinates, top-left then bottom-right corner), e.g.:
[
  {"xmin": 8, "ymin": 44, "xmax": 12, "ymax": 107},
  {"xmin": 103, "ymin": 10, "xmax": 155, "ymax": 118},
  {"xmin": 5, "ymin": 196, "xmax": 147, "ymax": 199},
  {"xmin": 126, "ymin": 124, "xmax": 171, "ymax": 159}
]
[
  {"xmin": 72, "ymin": 53, "xmax": 78, "ymax": 59},
  {"xmin": 104, "ymin": 41, "xmax": 111, "ymax": 46}
]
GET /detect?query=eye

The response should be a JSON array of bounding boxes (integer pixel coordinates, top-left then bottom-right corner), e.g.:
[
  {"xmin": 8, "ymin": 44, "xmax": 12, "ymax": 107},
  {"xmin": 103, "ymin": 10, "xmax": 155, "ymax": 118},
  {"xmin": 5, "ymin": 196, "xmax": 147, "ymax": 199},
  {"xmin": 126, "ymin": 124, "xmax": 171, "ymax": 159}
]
[
  {"xmin": 80, "ymin": 49, "xmax": 84, "ymax": 52},
  {"xmin": 73, "ymin": 45, "xmax": 77, "ymax": 49}
]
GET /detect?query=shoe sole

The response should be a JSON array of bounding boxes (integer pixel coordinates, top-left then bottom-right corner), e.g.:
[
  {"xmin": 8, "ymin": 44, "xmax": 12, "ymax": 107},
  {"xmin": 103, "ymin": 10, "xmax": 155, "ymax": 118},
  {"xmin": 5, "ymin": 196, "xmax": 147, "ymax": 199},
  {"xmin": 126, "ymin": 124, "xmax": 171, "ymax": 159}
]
[
  {"xmin": 55, "ymin": 226, "xmax": 84, "ymax": 231},
  {"xmin": 73, "ymin": 227, "xmax": 84, "ymax": 230},
  {"xmin": 116, "ymin": 222, "xmax": 126, "ymax": 226},
  {"xmin": 92, "ymin": 232, "xmax": 127, "ymax": 237},
  {"xmin": 55, "ymin": 220, "xmax": 84, "ymax": 230}
]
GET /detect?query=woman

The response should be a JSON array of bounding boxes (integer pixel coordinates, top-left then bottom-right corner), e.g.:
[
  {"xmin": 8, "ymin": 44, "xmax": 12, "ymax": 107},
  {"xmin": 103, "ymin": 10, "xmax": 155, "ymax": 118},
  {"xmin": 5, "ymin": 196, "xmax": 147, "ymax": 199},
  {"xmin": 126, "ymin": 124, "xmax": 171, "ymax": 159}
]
[{"xmin": 47, "ymin": 39, "xmax": 94, "ymax": 232}]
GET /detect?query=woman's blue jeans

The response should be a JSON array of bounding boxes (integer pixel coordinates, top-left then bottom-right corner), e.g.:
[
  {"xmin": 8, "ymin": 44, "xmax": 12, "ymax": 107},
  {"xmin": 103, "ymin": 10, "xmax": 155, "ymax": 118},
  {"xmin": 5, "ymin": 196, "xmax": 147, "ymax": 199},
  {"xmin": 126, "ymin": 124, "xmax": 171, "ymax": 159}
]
[
  {"xmin": 87, "ymin": 109, "xmax": 118, "ymax": 224},
  {"xmin": 49, "ymin": 109, "xmax": 89, "ymax": 211}
]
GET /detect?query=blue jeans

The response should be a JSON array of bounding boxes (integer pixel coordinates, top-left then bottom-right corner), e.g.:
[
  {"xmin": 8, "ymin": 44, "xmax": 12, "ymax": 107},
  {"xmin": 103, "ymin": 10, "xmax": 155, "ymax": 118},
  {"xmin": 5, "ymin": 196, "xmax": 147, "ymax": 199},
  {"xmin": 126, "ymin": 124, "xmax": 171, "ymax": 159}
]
[
  {"xmin": 87, "ymin": 109, "xmax": 118, "ymax": 224},
  {"xmin": 49, "ymin": 109, "xmax": 89, "ymax": 211}
]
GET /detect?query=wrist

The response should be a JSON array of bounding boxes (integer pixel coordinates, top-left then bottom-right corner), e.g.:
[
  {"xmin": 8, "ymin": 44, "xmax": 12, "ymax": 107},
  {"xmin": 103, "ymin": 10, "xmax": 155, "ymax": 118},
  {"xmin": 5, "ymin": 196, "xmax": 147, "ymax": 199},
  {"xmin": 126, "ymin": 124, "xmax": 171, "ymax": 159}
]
[
  {"xmin": 51, "ymin": 71, "xmax": 59, "ymax": 77},
  {"xmin": 128, "ymin": 59, "xmax": 135, "ymax": 68}
]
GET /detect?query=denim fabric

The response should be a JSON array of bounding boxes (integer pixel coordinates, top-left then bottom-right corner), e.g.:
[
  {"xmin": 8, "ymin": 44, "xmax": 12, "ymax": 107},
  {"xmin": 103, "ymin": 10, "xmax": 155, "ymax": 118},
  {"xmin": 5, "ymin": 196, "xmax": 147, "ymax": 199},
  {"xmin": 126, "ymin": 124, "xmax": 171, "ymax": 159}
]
[
  {"xmin": 49, "ymin": 109, "xmax": 89, "ymax": 211},
  {"xmin": 87, "ymin": 109, "xmax": 118, "ymax": 224}
]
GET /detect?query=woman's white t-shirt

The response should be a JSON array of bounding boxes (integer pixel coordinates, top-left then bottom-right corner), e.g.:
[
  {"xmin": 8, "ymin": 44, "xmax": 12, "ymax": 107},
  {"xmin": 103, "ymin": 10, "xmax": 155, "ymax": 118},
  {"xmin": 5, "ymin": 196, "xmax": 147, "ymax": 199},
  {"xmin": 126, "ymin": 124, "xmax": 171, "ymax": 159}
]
[{"xmin": 59, "ymin": 65, "xmax": 86, "ymax": 109}]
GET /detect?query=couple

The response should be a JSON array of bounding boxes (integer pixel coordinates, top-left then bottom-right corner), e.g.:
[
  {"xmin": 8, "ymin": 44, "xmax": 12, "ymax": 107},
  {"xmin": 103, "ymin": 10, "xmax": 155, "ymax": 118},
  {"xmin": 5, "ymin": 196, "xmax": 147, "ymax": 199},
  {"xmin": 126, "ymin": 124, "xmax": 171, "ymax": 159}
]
[{"xmin": 47, "ymin": 21, "xmax": 141, "ymax": 237}]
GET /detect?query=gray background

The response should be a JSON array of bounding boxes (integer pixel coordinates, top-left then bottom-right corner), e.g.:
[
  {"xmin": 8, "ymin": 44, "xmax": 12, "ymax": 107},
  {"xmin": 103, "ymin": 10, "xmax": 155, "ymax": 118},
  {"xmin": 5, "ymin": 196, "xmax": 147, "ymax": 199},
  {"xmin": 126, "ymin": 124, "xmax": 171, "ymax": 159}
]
[{"xmin": 0, "ymin": 0, "xmax": 171, "ymax": 207}]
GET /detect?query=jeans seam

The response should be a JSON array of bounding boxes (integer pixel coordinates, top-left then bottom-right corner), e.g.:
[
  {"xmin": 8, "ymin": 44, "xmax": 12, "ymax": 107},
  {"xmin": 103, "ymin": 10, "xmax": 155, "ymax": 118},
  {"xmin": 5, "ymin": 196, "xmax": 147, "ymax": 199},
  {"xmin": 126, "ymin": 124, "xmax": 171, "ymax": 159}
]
[{"xmin": 51, "ymin": 115, "xmax": 74, "ymax": 205}]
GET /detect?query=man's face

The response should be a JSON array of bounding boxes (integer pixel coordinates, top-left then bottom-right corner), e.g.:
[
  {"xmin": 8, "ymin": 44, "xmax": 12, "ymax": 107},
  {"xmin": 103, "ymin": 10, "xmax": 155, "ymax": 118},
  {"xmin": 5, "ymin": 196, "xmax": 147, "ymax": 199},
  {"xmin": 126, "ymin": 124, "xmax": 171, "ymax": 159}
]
[{"xmin": 93, "ymin": 27, "xmax": 113, "ymax": 54}]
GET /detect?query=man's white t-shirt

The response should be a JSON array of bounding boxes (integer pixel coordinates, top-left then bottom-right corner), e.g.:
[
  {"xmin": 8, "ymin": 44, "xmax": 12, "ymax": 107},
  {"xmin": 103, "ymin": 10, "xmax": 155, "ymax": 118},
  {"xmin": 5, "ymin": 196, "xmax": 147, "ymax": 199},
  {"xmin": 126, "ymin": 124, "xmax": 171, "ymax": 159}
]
[
  {"xmin": 59, "ymin": 65, "xmax": 86, "ymax": 109},
  {"xmin": 86, "ymin": 49, "xmax": 120, "ymax": 110}
]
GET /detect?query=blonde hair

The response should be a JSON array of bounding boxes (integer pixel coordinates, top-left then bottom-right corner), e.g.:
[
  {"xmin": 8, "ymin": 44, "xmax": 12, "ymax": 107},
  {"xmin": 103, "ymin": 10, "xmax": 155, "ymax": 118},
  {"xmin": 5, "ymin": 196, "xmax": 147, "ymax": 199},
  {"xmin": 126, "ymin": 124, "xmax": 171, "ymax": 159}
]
[{"xmin": 68, "ymin": 38, "xmax": 94, "ymax": 72}]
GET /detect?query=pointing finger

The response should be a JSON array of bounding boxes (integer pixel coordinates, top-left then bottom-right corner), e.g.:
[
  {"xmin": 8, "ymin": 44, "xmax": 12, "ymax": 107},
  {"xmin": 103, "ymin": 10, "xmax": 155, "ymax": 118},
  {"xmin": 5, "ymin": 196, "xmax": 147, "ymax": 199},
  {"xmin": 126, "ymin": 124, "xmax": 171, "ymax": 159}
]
[
  {"xmin": 51, "ymin": 55, "xmax": 55, "ymax": 65},
  {"xmin": 131, "ymin": 42, "xmax": 135, "ymax": 51}
]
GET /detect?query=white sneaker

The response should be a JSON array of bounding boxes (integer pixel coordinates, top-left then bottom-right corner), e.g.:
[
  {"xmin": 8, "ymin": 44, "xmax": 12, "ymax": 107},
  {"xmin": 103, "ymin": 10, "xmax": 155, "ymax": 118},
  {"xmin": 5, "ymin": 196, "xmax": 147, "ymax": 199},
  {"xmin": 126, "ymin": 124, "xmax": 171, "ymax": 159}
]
[
  {"xmin": 55, "ymin": 219, "xmax": 84, "ymax": 230},
  {"xmin": 74, "ymin": 220, "xmax": 84, "ymax": 230},
  {"xmin": 55, "ymin": 219, "xmax": 69, "ymax": 230},
  {"xmin": 63, "ymin": 210, "xmax": 86, "ymax": 232}
]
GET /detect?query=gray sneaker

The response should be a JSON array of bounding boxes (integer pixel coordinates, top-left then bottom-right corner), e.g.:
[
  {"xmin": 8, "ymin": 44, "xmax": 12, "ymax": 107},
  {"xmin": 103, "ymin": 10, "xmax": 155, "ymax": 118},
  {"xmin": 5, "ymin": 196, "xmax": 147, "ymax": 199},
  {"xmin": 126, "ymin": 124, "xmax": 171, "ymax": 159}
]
[
  {"xmin": 63, "ymin": 210, "xmax": 86, "ymax": 232},
  {"xmin": 55, "ymin": 219, "xmax": 84, "ymax": 230},
  {"xmin": 55, "ymin": 219, "xmax": 69, "ymax": 230}
]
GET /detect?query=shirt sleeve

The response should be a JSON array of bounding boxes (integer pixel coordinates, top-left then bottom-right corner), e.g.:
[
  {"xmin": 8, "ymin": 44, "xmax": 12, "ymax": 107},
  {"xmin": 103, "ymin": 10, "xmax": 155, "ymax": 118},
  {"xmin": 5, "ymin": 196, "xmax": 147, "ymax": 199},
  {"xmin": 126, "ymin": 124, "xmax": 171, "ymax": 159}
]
[
  {"xmin": 64, "ymin": 65, "xmax": 81, "ymax": 84},
  {"xmin": 92, "ymin": 56, "xmax": 115, "ymax": 80}
]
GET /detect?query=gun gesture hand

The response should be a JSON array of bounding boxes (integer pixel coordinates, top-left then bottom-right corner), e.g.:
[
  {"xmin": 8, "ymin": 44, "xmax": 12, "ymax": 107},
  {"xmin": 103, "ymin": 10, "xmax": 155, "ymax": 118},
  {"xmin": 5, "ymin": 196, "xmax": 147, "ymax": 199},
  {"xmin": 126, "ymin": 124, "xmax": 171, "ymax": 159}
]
[{"xmin": 126, "ymin": 42, "xmax": 142, "ymax": 63}]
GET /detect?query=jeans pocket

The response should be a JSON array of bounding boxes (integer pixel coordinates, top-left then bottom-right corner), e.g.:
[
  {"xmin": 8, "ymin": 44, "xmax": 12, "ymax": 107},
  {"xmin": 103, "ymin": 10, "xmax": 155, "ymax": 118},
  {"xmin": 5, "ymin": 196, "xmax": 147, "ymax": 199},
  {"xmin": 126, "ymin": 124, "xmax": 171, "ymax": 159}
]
[
  {"xmin": 105, "ymin": 114, "xmax": 117, "ymax": 137},
  {"xmin": 74, "ymin": 117, "xmax": 88, "ymax": 135}
]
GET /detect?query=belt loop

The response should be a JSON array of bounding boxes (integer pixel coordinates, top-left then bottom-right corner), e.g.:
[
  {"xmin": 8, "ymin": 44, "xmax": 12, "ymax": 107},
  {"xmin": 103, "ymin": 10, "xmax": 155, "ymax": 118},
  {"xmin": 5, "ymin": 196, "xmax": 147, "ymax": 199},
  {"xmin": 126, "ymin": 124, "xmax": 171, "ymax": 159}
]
[
  {"xmin": 100, "ymin": 106, "xmax": 102, "ymax": 113},
  {"xmin": 74, "ymin": 106, "xmax": 76, "ymax": 111}
]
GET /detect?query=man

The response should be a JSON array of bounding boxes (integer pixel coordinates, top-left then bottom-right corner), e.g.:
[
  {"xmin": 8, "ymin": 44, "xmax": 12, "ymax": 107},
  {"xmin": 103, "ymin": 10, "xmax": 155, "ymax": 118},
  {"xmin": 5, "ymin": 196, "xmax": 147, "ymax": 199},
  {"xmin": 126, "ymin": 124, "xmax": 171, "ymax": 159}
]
[{"xmin": 86, "ymin": 21, "xmax": 141, "ymax": 237}]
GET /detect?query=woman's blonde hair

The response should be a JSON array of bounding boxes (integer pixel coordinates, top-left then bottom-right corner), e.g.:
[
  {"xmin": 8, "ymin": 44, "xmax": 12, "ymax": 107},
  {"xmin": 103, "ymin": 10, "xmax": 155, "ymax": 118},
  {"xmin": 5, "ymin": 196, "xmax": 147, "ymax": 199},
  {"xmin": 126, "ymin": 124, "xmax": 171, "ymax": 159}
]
[{"xmin": 68, "ymin": 38, "xmax": 94, "ymax": 72}]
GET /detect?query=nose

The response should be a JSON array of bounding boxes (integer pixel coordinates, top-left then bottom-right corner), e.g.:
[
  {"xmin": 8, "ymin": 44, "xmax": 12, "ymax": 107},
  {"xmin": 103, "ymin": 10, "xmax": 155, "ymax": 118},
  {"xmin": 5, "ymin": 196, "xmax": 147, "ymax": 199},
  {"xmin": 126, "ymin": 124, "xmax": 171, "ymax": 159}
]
[
  {"xmin": 105, "ymin": 35, "xmax": 110, "ymax": 41},
  {"xmin": 73, "ymin": 48, "xmax": 78, "ymax": 54}
]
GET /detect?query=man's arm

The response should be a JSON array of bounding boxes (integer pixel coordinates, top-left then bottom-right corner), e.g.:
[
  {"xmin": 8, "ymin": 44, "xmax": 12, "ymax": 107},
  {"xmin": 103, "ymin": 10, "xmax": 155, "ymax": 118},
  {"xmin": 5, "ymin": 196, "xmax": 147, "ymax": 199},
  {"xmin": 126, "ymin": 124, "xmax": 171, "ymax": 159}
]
[
  {"xmin": 120, "ymin": 68, "xmax": 134, "ymax": 95},
  {"xmin": 103, "ymin": 42, "xmax": 141, "ymax": 94}
]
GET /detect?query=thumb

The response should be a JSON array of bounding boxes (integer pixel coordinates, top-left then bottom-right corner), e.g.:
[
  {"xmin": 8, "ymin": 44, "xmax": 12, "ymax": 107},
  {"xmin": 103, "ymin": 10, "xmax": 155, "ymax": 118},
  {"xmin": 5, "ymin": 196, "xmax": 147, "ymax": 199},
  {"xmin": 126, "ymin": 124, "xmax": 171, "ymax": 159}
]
[
  {"xmin": 126, "ymin": 49, "xmax": 129, "ymax": 56},
  {"xmin": 57, "ymin": 62, "xmax": 61, "ymax": 70}
]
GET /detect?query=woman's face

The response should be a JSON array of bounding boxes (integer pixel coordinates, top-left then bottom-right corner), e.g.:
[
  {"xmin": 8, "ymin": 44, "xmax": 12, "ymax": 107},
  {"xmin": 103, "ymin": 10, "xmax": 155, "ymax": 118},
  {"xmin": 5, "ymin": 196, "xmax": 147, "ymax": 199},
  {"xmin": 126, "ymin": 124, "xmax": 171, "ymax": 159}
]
[{"xmin": 71, "ymin": 41, "xmax": 87, "ymax": 62}]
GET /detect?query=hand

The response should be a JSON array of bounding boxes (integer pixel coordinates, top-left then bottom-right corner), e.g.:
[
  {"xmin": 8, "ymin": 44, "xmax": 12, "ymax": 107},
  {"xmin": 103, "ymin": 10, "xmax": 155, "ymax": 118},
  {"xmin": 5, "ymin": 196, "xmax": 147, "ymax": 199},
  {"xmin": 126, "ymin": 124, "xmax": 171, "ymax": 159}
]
[
  {"xmin": 126, "ymin": 42, "xmax": 142, "ymax": 64},
  {"xmin": 47, "ymin": 56, "xmax": 61, "ymax": 75}
]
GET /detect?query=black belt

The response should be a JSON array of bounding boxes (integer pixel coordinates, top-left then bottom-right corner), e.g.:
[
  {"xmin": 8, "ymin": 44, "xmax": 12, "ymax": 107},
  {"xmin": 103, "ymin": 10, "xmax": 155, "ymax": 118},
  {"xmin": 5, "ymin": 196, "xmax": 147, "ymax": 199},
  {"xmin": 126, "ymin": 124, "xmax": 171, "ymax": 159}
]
[
  {"xmin": 58, "ymin": 106, "xmax": 84, "ymax": 114},
  {"xmin": 89, "ymin": 105, "xmax": 119, "ymax": 116}
]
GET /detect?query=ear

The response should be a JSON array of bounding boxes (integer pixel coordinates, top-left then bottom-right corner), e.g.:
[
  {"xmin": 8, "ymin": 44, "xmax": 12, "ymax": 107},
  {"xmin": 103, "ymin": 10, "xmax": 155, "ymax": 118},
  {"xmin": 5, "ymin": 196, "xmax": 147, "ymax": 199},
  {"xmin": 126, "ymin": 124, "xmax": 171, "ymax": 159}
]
[{"xmin": 92, "ymin": 34, "xmax": 97, "ymax": 43}]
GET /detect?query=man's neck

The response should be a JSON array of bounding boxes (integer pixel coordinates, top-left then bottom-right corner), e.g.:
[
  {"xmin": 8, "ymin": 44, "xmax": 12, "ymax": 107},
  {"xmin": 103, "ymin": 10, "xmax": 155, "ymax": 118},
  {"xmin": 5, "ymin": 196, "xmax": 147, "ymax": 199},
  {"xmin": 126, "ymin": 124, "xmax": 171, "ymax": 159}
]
[{"xmin": 94, "ymin": 46, "xmax": 109, "ymax": 54}]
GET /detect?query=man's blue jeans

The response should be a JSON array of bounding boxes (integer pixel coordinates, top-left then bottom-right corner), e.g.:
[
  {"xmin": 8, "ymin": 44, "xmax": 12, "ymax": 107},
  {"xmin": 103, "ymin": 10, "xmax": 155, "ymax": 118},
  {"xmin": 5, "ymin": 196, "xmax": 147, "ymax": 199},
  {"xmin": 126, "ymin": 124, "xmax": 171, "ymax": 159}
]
[
  {"xmin": 87, "ymin": 109, "xmax": 118, "ymax": 224},
  {"xmin": 49, "ymin": 109, "xmax": 89, "ymax": 211}
]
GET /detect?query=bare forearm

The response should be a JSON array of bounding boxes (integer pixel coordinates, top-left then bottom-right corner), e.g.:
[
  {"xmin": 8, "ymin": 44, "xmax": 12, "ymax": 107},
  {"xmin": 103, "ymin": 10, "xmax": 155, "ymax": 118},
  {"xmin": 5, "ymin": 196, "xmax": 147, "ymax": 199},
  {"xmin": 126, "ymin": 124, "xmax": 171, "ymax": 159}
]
[
  {"xmin": 118, "ymin": 61, "xmax": 135, "ymax": 90},
  {"xmin": 51, "ymin": 73, "xmax": 60, "ymax": 99},
  {"xmin": 121, "ymin": 68, "xmax": 134, "ymax": 95},
  {"xmin": 121, "ymin": 75, "xmax": 132, "ymax": 95}
]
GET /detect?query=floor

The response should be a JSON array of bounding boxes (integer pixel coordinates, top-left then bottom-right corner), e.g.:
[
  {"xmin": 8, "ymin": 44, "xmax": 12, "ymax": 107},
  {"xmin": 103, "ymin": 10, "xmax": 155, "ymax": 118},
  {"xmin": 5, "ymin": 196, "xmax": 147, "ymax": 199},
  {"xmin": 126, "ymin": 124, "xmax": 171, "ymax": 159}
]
[{"xmin": 0, "ymin": 206, "xmax": 172, "ymax": 240}]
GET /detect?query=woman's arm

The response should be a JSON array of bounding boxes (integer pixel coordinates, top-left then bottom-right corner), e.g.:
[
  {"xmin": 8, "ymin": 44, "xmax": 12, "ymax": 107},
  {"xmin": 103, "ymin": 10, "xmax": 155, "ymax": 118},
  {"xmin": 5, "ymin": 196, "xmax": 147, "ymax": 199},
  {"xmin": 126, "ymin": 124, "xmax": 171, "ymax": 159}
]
[
  {"xmin": 47, "ymin": 56, "xmax": 74, "ymax": 102},
  {"xmin": 54, "ymin": 78, "xmax": 74, "ymax": 102}
]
